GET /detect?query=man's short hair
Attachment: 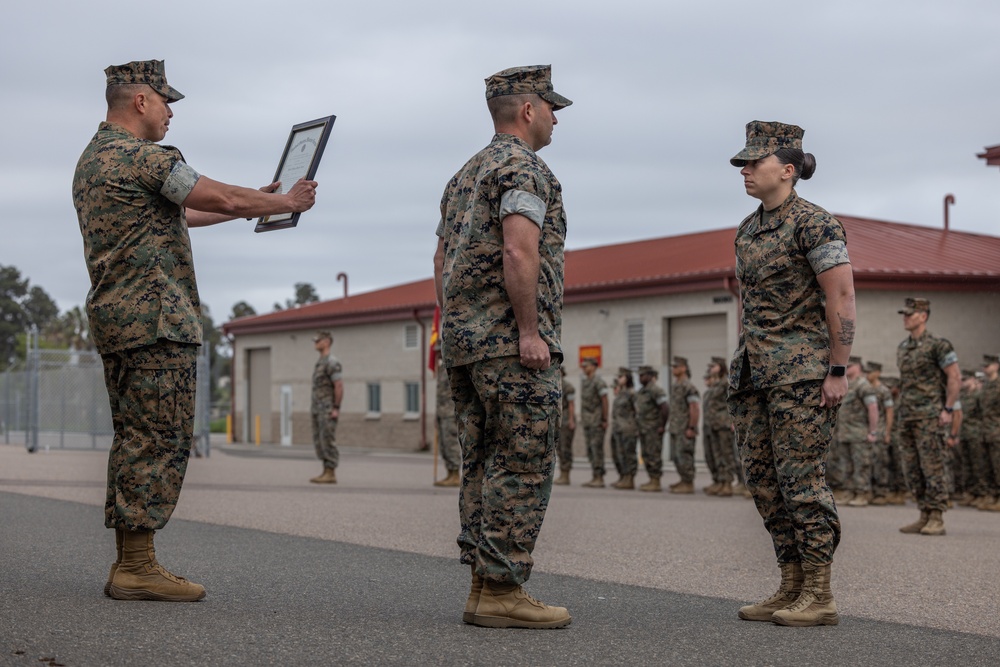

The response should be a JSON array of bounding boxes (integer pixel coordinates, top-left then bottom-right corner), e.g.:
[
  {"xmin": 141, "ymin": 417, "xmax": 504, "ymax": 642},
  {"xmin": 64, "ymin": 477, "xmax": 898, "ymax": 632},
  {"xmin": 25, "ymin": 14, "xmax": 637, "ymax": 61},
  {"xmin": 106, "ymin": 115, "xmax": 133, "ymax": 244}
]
[
  {"xmin": 105, "ymin": 83, "xmax": 147, "ymax": 111},
  {"xmin": 487, "ymin": 93, "xmax": 539, "ymax": 126}
]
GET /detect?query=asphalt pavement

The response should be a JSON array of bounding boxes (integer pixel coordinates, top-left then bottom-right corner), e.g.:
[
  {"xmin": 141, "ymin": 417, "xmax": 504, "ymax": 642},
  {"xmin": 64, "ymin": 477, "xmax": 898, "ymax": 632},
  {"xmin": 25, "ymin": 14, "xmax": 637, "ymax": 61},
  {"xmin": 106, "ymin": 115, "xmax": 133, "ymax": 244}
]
[{"xmin": 1, "ymin": 443, "xmax": 998, "ymax": 666}]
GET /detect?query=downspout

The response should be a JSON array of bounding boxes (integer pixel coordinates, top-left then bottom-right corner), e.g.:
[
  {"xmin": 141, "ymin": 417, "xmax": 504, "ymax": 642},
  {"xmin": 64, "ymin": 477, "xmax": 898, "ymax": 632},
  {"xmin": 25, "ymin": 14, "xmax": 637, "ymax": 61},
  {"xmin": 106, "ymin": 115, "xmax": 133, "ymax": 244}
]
[
  {"xmin": 226, "ymin": 332, "xmax": 237, "ymax": 442},
  {"xmin": 413, "ymin": 309, "xmax": 428, "ymax": 450}
]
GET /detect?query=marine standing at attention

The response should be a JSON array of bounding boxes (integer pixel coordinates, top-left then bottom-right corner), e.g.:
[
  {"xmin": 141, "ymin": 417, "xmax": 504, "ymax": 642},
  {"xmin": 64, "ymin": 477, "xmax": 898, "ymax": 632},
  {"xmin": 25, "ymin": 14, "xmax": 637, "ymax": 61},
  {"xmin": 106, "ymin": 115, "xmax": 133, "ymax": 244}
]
[
  {"xmin": 726, "ymin": 121, "xmax": 855, "ymax": 627},
  {"xmin": 434, "ymin": 65, "xmax": 573, "ymax": 629},
  {"xmin": 73, "ymin": 59, "xmax": 317, "ymax": 601}
]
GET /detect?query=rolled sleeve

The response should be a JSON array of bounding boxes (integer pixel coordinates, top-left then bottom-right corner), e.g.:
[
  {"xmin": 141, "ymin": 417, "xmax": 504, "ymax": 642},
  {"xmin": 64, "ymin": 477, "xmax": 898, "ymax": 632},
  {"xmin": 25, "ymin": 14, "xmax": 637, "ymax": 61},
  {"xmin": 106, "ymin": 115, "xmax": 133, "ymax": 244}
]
[
  {"xmin": 160, "ymin": 161, "xmax": 200, "ymax": 205},
  {"xmin": 500, "ymin": 189, "xmax": 546, "ymax": 228},
  {"xmin": 807, "ymin": 240, "xmax": 850, "ymax": 275}
]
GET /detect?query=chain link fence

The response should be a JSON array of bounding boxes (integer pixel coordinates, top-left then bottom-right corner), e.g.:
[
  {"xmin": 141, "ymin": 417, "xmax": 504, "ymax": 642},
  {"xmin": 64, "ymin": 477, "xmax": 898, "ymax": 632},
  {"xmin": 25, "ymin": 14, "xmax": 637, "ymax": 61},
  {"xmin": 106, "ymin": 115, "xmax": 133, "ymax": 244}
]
[{"xmin": 1, "ymin": 332, "xmax": 213, "ymax": 455}]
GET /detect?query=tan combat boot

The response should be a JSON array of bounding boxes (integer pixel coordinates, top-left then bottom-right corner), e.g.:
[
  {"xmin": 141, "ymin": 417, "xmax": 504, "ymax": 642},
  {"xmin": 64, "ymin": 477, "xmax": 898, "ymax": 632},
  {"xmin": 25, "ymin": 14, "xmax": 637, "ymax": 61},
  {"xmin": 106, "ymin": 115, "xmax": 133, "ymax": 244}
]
[
  {"xmin": 899, "ymin": 510, "xmax": 930, "ymax": 534},
  {"xmin": 463, "ymin": 570, "xmax": 483, "ymax": 624},
  {"xmin": 716, "ymin": 481, "xmax": 734, "ymax": 497},
  {"xmin": 434, "ymin": 469, "xmax": 461, "ymax": 487},
  {"xmin": 869, "ymin": 494, "xmax": 889, "ymax": 506},
  {"xmin": 975, "ymin": 495, "xmax": 996, "ymax": 510},
  {"xmin": 703, "ymin": 482, "xmax": 721, "ymax": 495},
  {"xmin": 105, "ymin": 528, "xmax": 124, "ymax": 597},
  {"xmin": 771, "ymin": 562, "xmax": 839, "ymax": 626},
  {"xmin": 982, "ymin": 499, "xmax": 1000, "ymax": 512},
  {"xmin": 109, "ymin": 530, "xmax": 206, "ymax": 602},
  {"xmin": 847, "ymin": 492, "xmax": 870, "ymax": 507},
  {"xmin": 738, "ymin": 562, "xmax": 803, "ymax": 621},
  {"xmin": 670, "ymin": 481, "xmax": 694, "ymax": 494},
  {"xmin": 919, "ymin": 510, "xmax": 946, "ymax": 536},
  {"xmin": 310, "ymin": 467, "xmax": 337, "ymax": 484},
  {"xmin": 612, "ymin": 474, "xmax": 635, "ymax": 490},
  {"xmin": 581, "ymin": 474, "xmax": 605, "ymax": 488},
  {"xmin": 888, "ymin": 491, "xmax": 907, "ymax": 505},
  {"xmin": 639, "ymin": 476, "xmax": 662, "ymax": 492},
  {"xmin": 553, "ymin": 471, "xmax": 570, "ymax": 486},
  {"xmin": 473, "ymin": 581, "xmax": 572, "ymax": 629}
]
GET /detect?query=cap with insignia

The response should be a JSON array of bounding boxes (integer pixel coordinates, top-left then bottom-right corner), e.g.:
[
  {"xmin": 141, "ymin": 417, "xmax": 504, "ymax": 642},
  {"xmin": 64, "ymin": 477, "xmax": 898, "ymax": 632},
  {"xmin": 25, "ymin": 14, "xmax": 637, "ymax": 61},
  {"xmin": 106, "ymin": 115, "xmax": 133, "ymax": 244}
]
[
  {"xmin": 581, "ymin": 356, "xmax": 599, "ymax": 367},
  {"xmin": 863, "ymin": 361, "xmax": 882, "ymax": 373},
  {"xmin": 485, "ymin": 65, "xmax": 572, "ymax": 111},
  {"xmin": 984, "ymin": 354, "xmax": 1000, "ymax": 365},
  {"xmin": 848, "ymin": 356, "xmax": 863, "ymax": 366},
  {"xmin": 670, "ymin": 356, "xmax": 688, "ymax": 367},
  {"xmin": 105, "ymin": 59, "xmax": 184, "ymax": 102},
  {"xmin": 617, "ymin": 366, "xmax": 632, "ymax": 376},
  {"xmin": 730, "ymin": 121, "xmax": 803, "ymax": 167},
  {"xmin": 898, "ymin": 297, "xmax": 930, "ymax": 315},
  {"xmin": 638, "ymin": 365, "xmax": 658, "ymax": 376}
]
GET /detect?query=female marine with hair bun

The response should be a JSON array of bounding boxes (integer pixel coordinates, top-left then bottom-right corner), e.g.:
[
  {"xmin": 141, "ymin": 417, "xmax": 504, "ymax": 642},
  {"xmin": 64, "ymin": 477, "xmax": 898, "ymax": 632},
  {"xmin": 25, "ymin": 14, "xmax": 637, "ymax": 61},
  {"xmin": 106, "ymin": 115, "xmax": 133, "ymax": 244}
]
[{"xmin": 726, "ymin": 121, "xmax": 857, "ymax": 627}]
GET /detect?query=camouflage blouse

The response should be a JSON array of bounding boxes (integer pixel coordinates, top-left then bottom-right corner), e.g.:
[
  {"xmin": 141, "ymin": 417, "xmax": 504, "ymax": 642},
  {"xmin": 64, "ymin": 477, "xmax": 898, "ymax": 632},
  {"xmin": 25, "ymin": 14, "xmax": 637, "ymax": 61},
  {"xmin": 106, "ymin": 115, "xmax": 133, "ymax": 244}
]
[
  {"xmin": 729, "ymin": 190, "xmax": 849, "ymax": 391},
  {"xmin": 436, "ymin": 133, "xmax": 566, "ymax": 367},
  {"xmin": 73, "ymin": 122, "xmax": 202, "ymax": 354},
  {"xmin": 311, "ymin": 354, "xmax": 343, "ymax": 410},
  {"xmin": 896, "ymin": 330, "xmax": 958, "ymax": 422},
  {"xmin": 668, "ymin": 378, "xmax": 700, "ymax": 434}
]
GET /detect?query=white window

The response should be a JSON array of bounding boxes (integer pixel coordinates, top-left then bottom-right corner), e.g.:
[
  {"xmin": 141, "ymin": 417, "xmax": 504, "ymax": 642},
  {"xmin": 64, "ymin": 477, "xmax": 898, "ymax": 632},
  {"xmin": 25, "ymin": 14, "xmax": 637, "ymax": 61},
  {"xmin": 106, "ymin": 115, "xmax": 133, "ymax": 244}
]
[
  {"xmin": 626, "ymin": 321, "xmax": 645, "ymax": 368},
  {"xmin": 403, "ymin": 323, "xmax": 419, "ymax": 350}
]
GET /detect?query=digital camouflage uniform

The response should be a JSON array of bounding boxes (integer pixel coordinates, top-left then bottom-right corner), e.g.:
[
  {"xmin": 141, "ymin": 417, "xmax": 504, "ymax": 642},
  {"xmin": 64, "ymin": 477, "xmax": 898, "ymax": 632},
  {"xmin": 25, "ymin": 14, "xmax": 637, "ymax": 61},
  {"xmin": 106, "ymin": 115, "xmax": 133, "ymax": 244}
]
[
  {"xmin": 436, "ymin": 364, "xmax": 461, "ymax": 473},
  {"xmin": 73, "ymin": 119, "xmax": 202, "ymax": 531},
  {"xmin": 437, "ymin": 131, "xmax": 566, "ymax": 586},
  {"xmin": 558, "ymin": 377, "xmax": 576, "ymax": 473},
  {"xmin": 727, "ymin": 189, "xmax": 848, "ymax": 566},
  {"xmin": 635, "ymin": 379, "xmax": 668, "ymax": 477},
  {"xmin": 836, "ymin": 375, "xmax": 878, "ymax": 495},
  {"xmin": 611, "ymin": 385, "xmax": 639, "ymax": 477},
  {"xmin": 956, "ymin": 381, "xmax": 984, "ymax": 498},
  {"xmin": 311, "ymin": 353, "xmax": 343, "ymax": 470},
  {"xmin": 896, "ymin": 330, "xmax": 958, "ymax": 513},
  {"xmin": 980, "ymin": 376, "xmax": 1000, "ymax": 500},
  {"xmin": 668, "ymin": 377, "xmax": 700, "ymax": 484},
  {"xmin": 703, "ymin": 380, "xmax": 735, "ymax": 484},
  {"xmin": 580, "ymin": 373, "xmax": 609, "ymax": 477},
  {"xmin": 870, "ymin": 382, "xmax": 899, "ymax": 498}
]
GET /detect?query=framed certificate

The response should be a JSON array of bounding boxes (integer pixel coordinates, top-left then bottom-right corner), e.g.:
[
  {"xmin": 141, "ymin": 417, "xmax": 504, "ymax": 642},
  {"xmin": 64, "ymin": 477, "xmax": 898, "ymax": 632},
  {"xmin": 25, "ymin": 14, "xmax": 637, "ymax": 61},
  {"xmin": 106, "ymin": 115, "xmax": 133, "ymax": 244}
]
[{"xmin": 255, "ymin": 115, "xmax": 336, "ymax": 233}]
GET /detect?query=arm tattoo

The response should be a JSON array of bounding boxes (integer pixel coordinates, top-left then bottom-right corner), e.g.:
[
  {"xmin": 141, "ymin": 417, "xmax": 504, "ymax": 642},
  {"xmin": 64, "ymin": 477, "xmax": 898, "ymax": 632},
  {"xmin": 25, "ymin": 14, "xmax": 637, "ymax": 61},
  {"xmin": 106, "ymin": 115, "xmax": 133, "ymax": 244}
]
[{"xmin": 837, "ymin": 315, "xmax": 856, "ymax": 347}]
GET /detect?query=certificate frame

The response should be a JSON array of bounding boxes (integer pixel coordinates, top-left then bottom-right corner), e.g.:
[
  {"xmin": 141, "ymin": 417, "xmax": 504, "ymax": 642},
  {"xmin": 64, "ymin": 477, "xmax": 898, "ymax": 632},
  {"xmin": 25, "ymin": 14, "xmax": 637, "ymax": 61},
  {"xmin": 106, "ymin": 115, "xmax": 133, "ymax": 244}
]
[{"xmin": 255, "ymin": 114, "xmax": 336, "ymax": 233}]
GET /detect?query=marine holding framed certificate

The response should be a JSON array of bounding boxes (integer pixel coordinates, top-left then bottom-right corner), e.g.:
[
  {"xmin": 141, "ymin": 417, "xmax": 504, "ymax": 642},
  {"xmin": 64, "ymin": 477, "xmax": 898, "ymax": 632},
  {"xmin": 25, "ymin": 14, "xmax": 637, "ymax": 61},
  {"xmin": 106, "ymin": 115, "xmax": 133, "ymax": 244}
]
[{"xmin": 255, "ymin": 115, "xmax": 336, "ymax": 233}]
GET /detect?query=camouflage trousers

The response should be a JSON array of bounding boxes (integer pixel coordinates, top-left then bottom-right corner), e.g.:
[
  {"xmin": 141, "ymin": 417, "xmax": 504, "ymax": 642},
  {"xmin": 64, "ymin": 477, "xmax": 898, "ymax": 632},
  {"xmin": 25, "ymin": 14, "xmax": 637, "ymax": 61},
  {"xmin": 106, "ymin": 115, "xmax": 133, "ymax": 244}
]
[
  {"xmin": 583, "ymin": 424, "xmax": 607, "ymax": 476},
  {"xmin": 669, "ymin": 432, "xmax": 696, "ymax": 483},
  {"xmin": 610, "ymin": 429, "xmax": 638, "ymax": 477},
  {"xmin": 101, "ymin": 339, "xmax": 197, "ymax": 531},
  {"xmin": 706, "ymin": 428, "xmax": 736, "ymax": 484},
  {"xmin": 311, "ymin": 404, "xmax": 339, "ymax": 469},
  {"xmin": 945, "ymin": 441, "xmax": 965, "ymax": 495},
  {"xmin": 846, "ymin": 440, "xmax": 873, "ymax": 494},
  {"xmin": 450, "ymin": 356, "xmax": 560, "ymax": 585},
  {"xmin": 960, "ymin": 437, "xmax": 989, "ymax": 496},
  {"xmin": 437, "ymin": 414, "xmax": 461, "ymax": 472},
  {"xmin": 826, "ymin": 439, "xmax": 851, "ymax": 491},
  {"xmin": 982, "ymin": 438, "xmax": 1000, "ymax": 496},
  {"xmin": 728, "ymin": 380, "xmax": 841, "ymax": 565},
  {"xmin": 872, "ymin": 437, "xmax": 907, "ymax": 496},
  {"xmin": 897, "ymin": 418, "xmax": 948, "ymax": 512},
  {"xmin": 638, "ymin": 425, "xmax": 664, "ymax": 477},
  {"xmin": 556, "ymin": 422, "xmax": 575, "ymax": 472}
]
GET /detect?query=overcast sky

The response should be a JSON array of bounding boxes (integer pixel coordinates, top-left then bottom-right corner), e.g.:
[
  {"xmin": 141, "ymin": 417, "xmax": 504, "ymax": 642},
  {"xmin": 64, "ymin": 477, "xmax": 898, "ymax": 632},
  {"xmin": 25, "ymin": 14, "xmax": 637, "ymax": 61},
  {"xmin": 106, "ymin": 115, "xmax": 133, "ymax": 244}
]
[{"xmin": 3, "ymin": 1, "xmax": 999, "ymax": 323}]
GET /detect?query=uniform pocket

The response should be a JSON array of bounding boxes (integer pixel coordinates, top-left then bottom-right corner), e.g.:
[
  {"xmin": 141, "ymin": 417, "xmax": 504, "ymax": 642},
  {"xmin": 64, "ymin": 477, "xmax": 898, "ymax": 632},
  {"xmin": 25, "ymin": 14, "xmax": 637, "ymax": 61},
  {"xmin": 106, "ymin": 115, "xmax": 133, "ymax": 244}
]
[{"xmin": 496, "ymin": 372, "xmax": 559, "ymax": 473}]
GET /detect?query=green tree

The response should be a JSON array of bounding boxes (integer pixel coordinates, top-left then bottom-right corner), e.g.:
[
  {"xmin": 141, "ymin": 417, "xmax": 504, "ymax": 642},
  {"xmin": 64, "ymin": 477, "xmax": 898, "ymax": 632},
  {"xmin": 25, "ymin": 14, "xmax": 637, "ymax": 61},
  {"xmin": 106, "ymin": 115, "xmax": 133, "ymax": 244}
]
[
  {"xmin": 0, "ymin": 265, "xmax": 59, "ymax": 366},
  {"xmin": 272, "ymin": 282, "xmax": 320, "ymax": 311},
  {"xmin": 229, "ymin": 300, "xmax": 257, "ymax": 320},
  {"xmin": 44, "ymin": 305, "xmax": 93, "ymax": 351}
]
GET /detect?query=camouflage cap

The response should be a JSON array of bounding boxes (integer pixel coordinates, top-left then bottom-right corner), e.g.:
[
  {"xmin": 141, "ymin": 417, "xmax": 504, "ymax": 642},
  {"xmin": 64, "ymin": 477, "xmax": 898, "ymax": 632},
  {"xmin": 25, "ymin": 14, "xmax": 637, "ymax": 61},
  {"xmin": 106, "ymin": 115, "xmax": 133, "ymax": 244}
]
[
  {"xmin": 485, "ymin": 65, "xmax": 573, "ymax": 111},
  {"xmin": 882, "ymin": 376, "xmax": 900, "ymax": 388},
  {"xmin": 898, "ymin": 297, "xmax": 930, "ymax": 315},
  {"xmin": 638, "ymin": 365, "xmax": 658, "ymax": 376},
  {"xmin": 710, "ymin": 356, "xmax": 728, "ymax": 367},
  {"xmin": 848, "ymin": 356, "xmax": 863, "ymax": 366},
  {"xmin": 580, "ymin": 356, "xmax": 599, "ymax": 367},
  {"xmin": 670, "ymin": 356, "xmax": 688, "ymax": 367},
  {"xmin": 984, "ymin": 354, "xmax": 1000, "ymax": 365},
  {"xmin": 730, "ymin": 121, "xmax": 804, "ymax": 167},
  {"xmin": 863, "ymin": 361, "xmax": 883, "ymax": 373},
  {"xmin": 105, "ymin": 60, "xmax": 184, "ymax": 102},
  {"xmin": 313, "ymin": 331, "xmax": 332, "ymax": 342},
  {"xmin": 617, "ymin": 366, "xmax": 632, "ymax": 376},
  {"xmin": 961, "ymin": 368, "xmax": 977, "ymax": 379}
]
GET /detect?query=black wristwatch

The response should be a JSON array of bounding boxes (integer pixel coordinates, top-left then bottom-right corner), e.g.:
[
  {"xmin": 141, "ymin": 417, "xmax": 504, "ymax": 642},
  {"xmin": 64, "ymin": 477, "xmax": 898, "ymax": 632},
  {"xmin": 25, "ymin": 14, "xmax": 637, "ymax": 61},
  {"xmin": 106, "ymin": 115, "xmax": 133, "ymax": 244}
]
[
  {"xmin": 828, "ymin": 365, "xmax": 846, "ymax": 377},
  {"xmin": 943, "ymin": 406, "xmax": 953, "ymax": 414}
]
